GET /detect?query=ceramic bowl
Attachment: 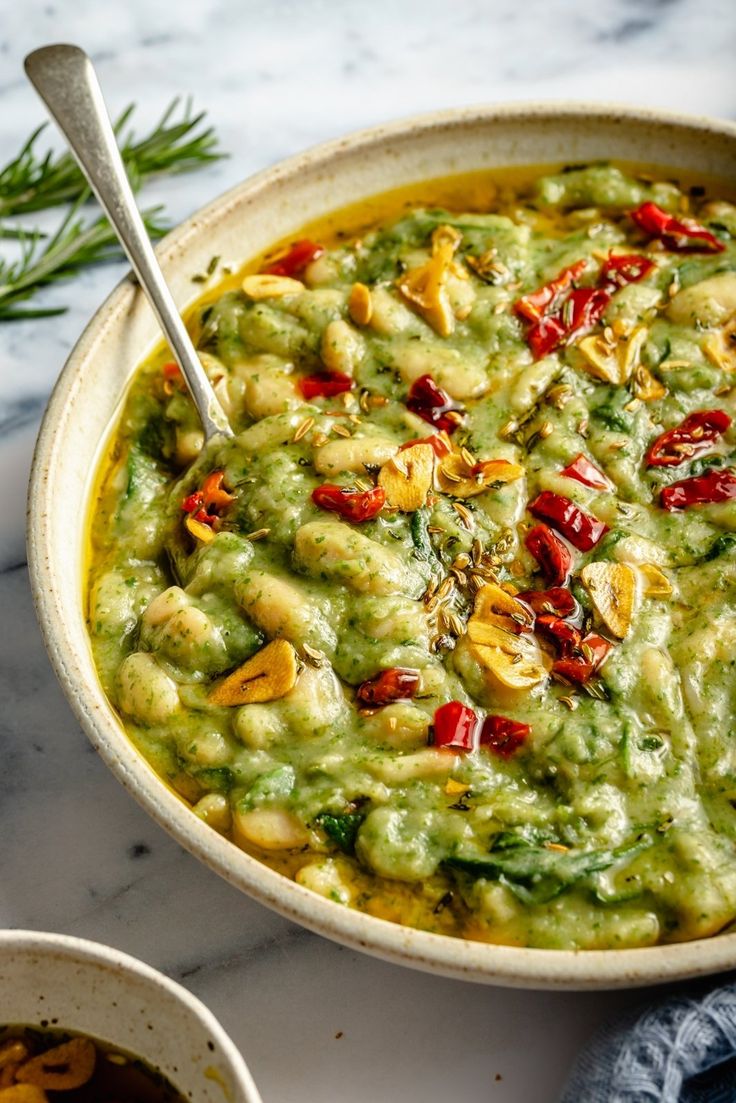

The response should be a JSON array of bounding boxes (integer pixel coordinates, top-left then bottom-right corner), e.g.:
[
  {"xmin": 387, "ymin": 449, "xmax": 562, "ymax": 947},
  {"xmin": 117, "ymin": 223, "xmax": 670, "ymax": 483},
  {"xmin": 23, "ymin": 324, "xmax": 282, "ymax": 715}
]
[
  {"xmin": 27, "ymin": 103, "xmax": 736, "ymax": 990},
  {"xmin": 0, "ymin": 931, "xmax": 261, "ymax": 1102}
]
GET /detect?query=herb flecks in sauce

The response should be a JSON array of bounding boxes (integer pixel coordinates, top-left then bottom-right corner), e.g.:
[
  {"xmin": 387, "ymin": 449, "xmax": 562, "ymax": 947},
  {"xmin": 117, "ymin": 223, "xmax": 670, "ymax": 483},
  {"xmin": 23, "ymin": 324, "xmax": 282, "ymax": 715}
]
[{"xmin": 87, "ymin": 163, "xmax": 736, "ymax": 950}]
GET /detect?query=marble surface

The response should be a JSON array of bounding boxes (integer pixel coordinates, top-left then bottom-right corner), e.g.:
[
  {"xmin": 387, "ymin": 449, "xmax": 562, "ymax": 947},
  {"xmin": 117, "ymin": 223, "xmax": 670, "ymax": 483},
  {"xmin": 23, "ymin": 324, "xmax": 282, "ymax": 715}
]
[{"xmin": 1, "ymin": 0, "xmax": 734, "ymax": 1099}]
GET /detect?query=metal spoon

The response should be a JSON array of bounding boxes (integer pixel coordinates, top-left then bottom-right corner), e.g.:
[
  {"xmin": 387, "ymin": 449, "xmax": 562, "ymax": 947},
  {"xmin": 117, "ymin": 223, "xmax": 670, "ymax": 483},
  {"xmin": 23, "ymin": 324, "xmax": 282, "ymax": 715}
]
[{"xmin": 24, "ymin": 43, "xmax": 233, "ymax": 442}]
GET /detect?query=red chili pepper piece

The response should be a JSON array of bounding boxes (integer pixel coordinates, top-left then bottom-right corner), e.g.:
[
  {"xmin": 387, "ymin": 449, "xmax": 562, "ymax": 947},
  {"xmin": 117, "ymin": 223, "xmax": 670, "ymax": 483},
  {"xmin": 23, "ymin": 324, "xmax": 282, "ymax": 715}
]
[
  {"xmin": 517, "ymin": 587, "xmax": 578, "ymax": 619},
  {"xmin": 529, "ymin": 491, "xmax": 609, "ymax": 552},
  {"xmin": 566, "ymin": 287, "xmax": 611, "ymax": 339},
  {"xmin": 201, "ymin": 471, "xmax": 236, "ymax": 511},
  {"xmin": 526, "ymin": 287, "xmax": 610, "ymax": 359},
  {"xmin": 357, "ymin": 667, "xmax": 420, "ymax": 707},
  {"xmin": 432, "ymin": 701, "xmax": 478, "ymax": 751},
  {"xmin": 517, "ymin": 255, "xmax": 650, "ymax": 362},
  {"xmin": 660, "ymin": 468, "xmax": 736, "ymax": 511},
  {"xmin": 162, "ymin": 360, "xmax": 186, "ymax": 394},
  {"xmin": 525, "ymin": 524, "xmax": 574, "ymax": 587},
  {"xmin": 535, "ymin": 614, "xmax": 582, "ymax": 654},
  {"xmin": 645, "ymin": 409, "xmax": 732, "ymax": 468},
  {"xmin": 262, "ymin": 239, "xmax": 325, "ymax": 277},
  {"xmin": 527, "ymin": 314, "xmax": 567, "ymax": 359},
  {"xmin": 561, "ymin": 453, "xmax": 612, "ymax": 490},
  {"xmin": 599, "ymin": 253, "xmax": 655, "ymax": 290},
  {"xmin": 406, "ymin": 374, "xmax": 464, "ymax": 434},
  {"xmin": 514, "ymin": 261, "xmax": 588, "ymax": 324},
  {"xmin": 399, "ymin": 432, "xmax": 452, "ymax": 458},
  {"xmin": 191, "ymin": 507, "xmax": 218, "ymax": 526},
  {"xmin": 630, "ymin": 202, "xmax": 725, "ymax": 254},
  {"xmin": 478, "ymin": 714, "xmax": 530, "ymax": 757},
  {"xmin": 553, "ymin": 633, "xmax": 612, "ymax": 684},
  {"xmin": 182, "ymin": 491, "xmax": 204, "ymax": 514},
  {"xmin": 181, "ymin": 470, "xmax": 235, "ymax": 529},
  {"xmin": 312, "ymin": 483, "xmax": 386, "ymax": 522},
  {"xmin": 300, "ymin": 371, "xmax": 355, "ymax": 400}
]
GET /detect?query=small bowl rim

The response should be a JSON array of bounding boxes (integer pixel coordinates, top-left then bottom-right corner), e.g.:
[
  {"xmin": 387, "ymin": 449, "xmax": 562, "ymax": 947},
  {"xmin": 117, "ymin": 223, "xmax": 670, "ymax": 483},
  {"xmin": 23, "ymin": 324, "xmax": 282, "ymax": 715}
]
[
  {"xmin": 26, "ymin": 100, "xmax": 736, "ymax": 990},
  {"xmin": 0, "ymin": 929, "xmax": 262, "ymax": 1101}
]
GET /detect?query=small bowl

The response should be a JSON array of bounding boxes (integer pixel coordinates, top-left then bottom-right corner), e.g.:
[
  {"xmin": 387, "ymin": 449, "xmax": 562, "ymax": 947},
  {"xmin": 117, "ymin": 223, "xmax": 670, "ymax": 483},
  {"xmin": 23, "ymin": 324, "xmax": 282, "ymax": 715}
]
[
  {"xmin": 0, "ymin": 931, "xmax": 261, "ymax": 1103},
  {"xmin": 27, "ymin": 103, "xmax": 736, "ymax": 989}
]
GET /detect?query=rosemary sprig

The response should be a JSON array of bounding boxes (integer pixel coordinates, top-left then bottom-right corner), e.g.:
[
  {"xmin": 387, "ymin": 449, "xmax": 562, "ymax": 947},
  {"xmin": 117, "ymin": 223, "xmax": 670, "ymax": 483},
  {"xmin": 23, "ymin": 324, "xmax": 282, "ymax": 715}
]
[
  {"xmin": 0, "ymin": 97, "xmax": 225, "ymax": 218},
  {"xmin": 0, "ymin": 194, "xmax": 168, "ymax": 321}
]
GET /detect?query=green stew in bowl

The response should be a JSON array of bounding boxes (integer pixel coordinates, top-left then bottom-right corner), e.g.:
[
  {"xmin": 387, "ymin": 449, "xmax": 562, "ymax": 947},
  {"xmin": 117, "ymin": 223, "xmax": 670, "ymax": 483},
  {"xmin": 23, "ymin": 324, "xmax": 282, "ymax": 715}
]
[{"xmin": 87, "ymin": 162, "xmax": 736, "ymax": 950}]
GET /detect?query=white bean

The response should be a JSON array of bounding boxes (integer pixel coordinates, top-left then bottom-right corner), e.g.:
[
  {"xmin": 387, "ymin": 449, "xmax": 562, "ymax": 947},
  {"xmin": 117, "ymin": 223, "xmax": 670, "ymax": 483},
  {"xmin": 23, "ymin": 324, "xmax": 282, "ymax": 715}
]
[
  {"xmin": 236, "ymin": 410, "xmax": 309, "ymax": 452},
  {"xmin": 320, "ymin": 318, "xmax": 364, "ymax": 374},
  {"xmin": 366, "ymin": 747, "xmax": 456, "ymax": 783},
  {"xmin": 509, "ymin": 357, "xmax": 558, "ymax": 414},
  {"xmin": 193, "ymin": 793, "xmax": 231, "ymax": 833},
  {"xmin": 142, "ymin": 586, "xmax": 189, "ymax": 629},
  {"xmin": 613, "ymin": 534, "xmax": 671, "ymax": 566},
  {"xmin": 362, "ymin": 702, "xmax": 431, "ymax": 749},
  {"xmin": 313, "ymin": 436, "xmax": 398, "ymax": 475},
  {"xmin": 234, "ymin": 808, "xmax": 308, "ymax": 850},
  {"xmin": 369, "ymin": 286, "xmax": 419, "ymax": 335},
  {"xmin": 294, "ymin": 521, "xmax": 410, "ymax": 595},
  {"xmin": 234, "ymin": 354, "xmax": 300, "ymax": 419},
  {"xmin": 447, "ymin": 271, "xmax": 476, "ymax": 319},
  {"xmin": 389, "ymin": 339, "xmax": 489, "ymax": 399},
  {"xmin": 668, "ymin": 272, "xmax": 736, "ymax": 328},
  {"xmin": 233, "ymin": 703, "xmax": 285, "ymax": 749},
  {"xmin": 89, "ymin": 570, "xmax": 143, "ymax": 636},
  {"xmin": 244, "ymin": 370, "xmax": 299, "ymax": 418},
  {"xmin": 117, "ymin": 652, "xmax": 180, "ymax": 725},
  {"xmin": 160, "ymin": 605, "xmax": 218, "ymax": 655},
  {"xmin": 303, "ymin": 252, "xmax": 341, "ymax": 286},
  {"xmin": 280, "ymin": 664, "xmax": 349, "ymax": 732},
  {"xmin": 296, "ymin": 858, "xmax": 355, "ymax": 905},
  {"xmin": 190, "ymin": 730, "xmax": 231, "ymax": 765},
  {"xmin": 235, "ymin": 570, "xmax": 322, "ymax": 642},
  {"xmin": 175, "ymin": 427, "xmax": 205, "ymax": 465}
]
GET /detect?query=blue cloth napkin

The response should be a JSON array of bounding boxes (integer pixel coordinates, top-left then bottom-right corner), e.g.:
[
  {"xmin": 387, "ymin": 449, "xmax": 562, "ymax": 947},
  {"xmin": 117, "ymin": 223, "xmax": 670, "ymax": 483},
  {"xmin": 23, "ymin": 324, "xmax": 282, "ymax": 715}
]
[{"xmin": 560, "ymin": 977, "xmax": 736, "ymax": 1102}]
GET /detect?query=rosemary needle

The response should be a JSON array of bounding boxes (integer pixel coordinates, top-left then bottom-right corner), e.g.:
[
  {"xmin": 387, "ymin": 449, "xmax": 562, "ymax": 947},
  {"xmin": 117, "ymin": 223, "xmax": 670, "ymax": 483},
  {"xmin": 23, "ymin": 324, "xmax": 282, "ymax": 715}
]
[
  {"xmin": 0, "ymin": 97, "xmax": 225, "ymax": 218},
  {"xmin": 0, "ymin": 97, "xmax": 226, "ymax": 320},
  {"xmin": 0, "ymin": 193, "xmax": 168, "ymax": 321}
]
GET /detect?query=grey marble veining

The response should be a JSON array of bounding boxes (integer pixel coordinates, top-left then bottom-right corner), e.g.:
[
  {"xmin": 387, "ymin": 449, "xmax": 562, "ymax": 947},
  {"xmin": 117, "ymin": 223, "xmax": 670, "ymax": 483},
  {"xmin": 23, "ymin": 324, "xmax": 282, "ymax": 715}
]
[{"xmin": 1, "ymin": 0, "xmax": 733, "ymax": 1099}]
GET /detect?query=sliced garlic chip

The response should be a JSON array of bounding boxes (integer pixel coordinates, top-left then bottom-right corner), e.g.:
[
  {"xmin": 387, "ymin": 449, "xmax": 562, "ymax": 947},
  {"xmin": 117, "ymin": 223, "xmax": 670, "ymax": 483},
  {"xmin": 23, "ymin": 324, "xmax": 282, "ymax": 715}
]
[
  {"xmin": 209, "ymin": 638, "xmax": 299, "ymax": 706},
  {"xmin": 578, "ymin": 335, "xmax": 621, "ymax": 384},
  {"xmin": 466, "ymin": 584, "xmax": 546, "ymax": 690},
  {"xmin": 16, "ymin": 1038, "xmax": 96, "ymax": 1091},
  {"xmin": 631, "ymin": 363, "xmax": 667, "ymax": 401},
  {"xmin": 378, "ymin": 443, "xmax": 434, "ymax": 511},
  {"xmin": 348, "ymin": 281, "xmax": 373, "ymax": 326},
  {"xmin": 437, "ymin": 452, "xmax": 524, "ymax": 499},
  {"xmin": 581, "ymin": 561, "xmax": 636, "ymax": 639},
  {"xmin": 578, "ymin": 326, "xmax": 647, "ymax": 386},
  {"xmin": 397, "ymin": 224, "xmax": 464, "ymax": 337},
  {"xmin": 471, "ymin": 583, "xmax": 535, "ymax": 634},
  {"xmin": 467, "ymin": 637, "xmax": 547, "ymax": 691},
  {"xmin": 637, "ymin": 563, "xmax": 673, "ymax": 598},
  {"xmin": 242, "ymin": 274, "xmax": 305, "ymax": 299}
]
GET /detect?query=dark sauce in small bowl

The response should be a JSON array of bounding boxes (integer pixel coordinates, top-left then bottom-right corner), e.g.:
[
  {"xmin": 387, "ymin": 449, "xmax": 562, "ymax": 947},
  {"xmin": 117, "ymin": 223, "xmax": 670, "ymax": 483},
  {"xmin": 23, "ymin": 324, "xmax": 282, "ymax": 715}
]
[{"xmin": 0, "ymin": 1026, "xmax": 188, "ymax": 1103}]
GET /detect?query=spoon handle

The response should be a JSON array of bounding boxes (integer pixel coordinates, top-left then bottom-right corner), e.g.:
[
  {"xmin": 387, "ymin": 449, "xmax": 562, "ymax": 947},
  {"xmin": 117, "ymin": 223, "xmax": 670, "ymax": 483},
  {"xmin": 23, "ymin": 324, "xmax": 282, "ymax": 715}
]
[{"xmin": 24, "ymin": 43, "xmax": 232, "ymax": 442}]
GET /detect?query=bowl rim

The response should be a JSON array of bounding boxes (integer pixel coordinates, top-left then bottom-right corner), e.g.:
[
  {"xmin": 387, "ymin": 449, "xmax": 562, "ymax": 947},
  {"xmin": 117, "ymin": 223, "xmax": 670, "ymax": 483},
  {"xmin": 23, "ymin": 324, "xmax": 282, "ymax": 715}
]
[
  {"xmin": 27, "ymin": 100, "xmax": 736, "ymax": 990},
  {"xmin": 0, "ymin": 929, "xmax": 262, "ymax": 1101}
]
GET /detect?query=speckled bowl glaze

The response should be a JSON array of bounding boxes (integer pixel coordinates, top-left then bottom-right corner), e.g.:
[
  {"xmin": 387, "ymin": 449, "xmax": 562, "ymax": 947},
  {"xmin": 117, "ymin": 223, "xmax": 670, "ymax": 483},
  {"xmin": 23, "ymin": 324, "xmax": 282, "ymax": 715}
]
[
  {"xmin": 27, "ymin": 104, "xmax": 736, "ymax": 989},
  {"xmin": 0, "ymin": 931, "xmax": 261, "ymax": 1102}
]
